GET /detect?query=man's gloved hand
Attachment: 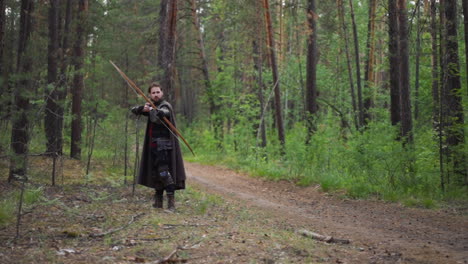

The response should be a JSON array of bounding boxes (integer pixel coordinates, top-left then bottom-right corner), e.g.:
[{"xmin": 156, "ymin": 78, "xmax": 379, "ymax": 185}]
[
  {"xmin": 131, "ymin": 105, "xmax": 143, "ymax": 115},
  {"xmin": 155, "ymin": 109, "xmax": 166, "ymax": 119}
]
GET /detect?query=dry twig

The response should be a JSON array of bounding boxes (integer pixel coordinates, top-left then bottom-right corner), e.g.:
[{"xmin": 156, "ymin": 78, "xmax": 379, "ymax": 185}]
[
  {"xmin": 89, "ymin": 212, "xmax": 144, "ymax": 238},
  {"xmin": 147, "ymin": 241, "xmax": 202, "ymax": 264},
  {"xmin": 148, "ymin": 248, "xmax": 179, "ymax": 264},
  {"xmin": 298, "ymin": 229, "xmax": 350, "ymax": 244}
]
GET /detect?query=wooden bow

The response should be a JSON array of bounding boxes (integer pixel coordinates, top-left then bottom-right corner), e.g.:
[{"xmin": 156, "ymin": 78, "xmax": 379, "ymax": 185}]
[{"xmin": 110, "ymin": 60, "xmax": 195, "ymax": 156}]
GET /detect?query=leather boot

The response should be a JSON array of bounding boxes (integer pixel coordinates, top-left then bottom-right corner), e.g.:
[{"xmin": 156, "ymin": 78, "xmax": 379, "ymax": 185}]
[
  {"xmin": 167, "ymin": 193, "xmax": 175, "ymax": 211},
  {"xmin": 153, "ymin": 191, "xmax": 163, "ymax": 208}
]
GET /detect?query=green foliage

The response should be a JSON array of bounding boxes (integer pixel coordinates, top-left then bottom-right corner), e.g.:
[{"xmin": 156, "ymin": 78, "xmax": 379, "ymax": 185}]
[
  {"xmin": 1, "ymin": 0, "xmax": 466, "ymax": 215},
  {"xmin": 0, "ymin": 199, "xmax": 15, "ymax": 228},
  {"xmin": 0, "ymin": 186, "xmax": 44, "ymax": 228},
  {"xmin": 179, "ymin": 186, "xmax": 223, "ymax": 215},
  {"xmin": 182, "ymin": 107, "xmax": 465, "ymax": 204},
  {"xmin": 21, "ymin": 186, "xmax": 44, "ymax": 205}
]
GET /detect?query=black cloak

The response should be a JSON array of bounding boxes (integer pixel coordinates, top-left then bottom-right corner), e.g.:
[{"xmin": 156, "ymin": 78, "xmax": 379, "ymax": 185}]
[{"xmin": 134, "ymin": 100, "xmax": 186, "ymax": 190}]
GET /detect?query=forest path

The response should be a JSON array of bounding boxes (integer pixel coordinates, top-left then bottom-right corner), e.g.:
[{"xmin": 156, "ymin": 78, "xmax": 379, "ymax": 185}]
[{"xmin": 186, "ymin": 162, "xmax": 468, "ymax": 264}]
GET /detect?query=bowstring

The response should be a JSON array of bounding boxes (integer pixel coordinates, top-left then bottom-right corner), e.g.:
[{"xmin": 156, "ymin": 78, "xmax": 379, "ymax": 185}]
[{"xmin": 120, "ymin": 70, "xmax": 185, "ymax": 149}]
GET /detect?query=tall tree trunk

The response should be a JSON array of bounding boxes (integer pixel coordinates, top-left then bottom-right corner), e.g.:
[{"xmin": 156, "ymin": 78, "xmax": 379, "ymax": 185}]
[
  {"xmin": 0, "ymin": 0, "xmax": 5, "ymax": 119},
  {"xmin": 431, "ymin": 0, "xmax": 445, "ymax": 191},
  {"xmin": 52, "ymin": 0, "xmax": 72, "ymax": 157},
  {"xmin": 430, "ymin": 0, "xmax": 439, "ymax": 128},
  {"xmin": 388, "ymin": 0, "xmax": 401, "ymax": 126},
  {"xmin": 70, "ymin": 0, "xmax": 88, "ymax": 160},
  {"xmin": 157, "ymin": 0, "xmax": 178, "ymax": 104},
  {"xmin": 439, "ymin": 0, "xmax": 445, "ymax": 102},
  {"xmin": 292, "ymin": 0, "xmax": 305, "ymax": 113},
  {"xmin": 276, "ymin": 0, "xmax": 284, "ymax": 64},
  {"xmin": 397, "ymin": 0, "xmax": 413, "ymax": 143},
  {"xmin": 443, "ymin": 0, "xmax": 467, "ymax": 184},
  {"xmin": 348, "ymin": 0, "xmax": 364, "ymax": 129},
  {"xmin": 462, "ymin": 0, "xmax": 468, "ymax": 96},
  {"xmin": 363, "ymin": 0, "xmax": 377, "ymax": 126},
  {"xmin": 262, "ymin": 0, "xmax": 285, "ymax": 147},
  {"xmin": 190, "ymin": 0, "xmax": 210, "ymax": 98},
  {"xmin": 1, "ymin": 4, "xmax": 14, "ymax": 122},
  {"xmin": 9, "ymin": 0, "xmax": 34, "ymax": 181},
  {"xmin": 0, "ymin": 0, "xmax": 5, "ymax": 78},
  {"xmin": 189, "ymin": 0, "xmax": 222, "ymax": 148},
  {"xmin": 306, "ymin": 0, "xmax": 318, "ymax": 138},
  {"xmin": 124, "ymin": 55, "xmax": 129, "ymax": 185},
  {"xmin": 337, "ymin": 0, "xmax": 358, "ymax": 130},
  {"xmin": 439, "ymin": 0, "xmax": 449, "ymax": 185},
  {"xmin": 253, "ymin": 40, "xmax": 267, "ymax": 148},
  {"xmin": 253, "ymin": 0, "xmax": 267, "ymax": 148},
  {"xmin": 45, "ymin": 0, "xmax": 60, "ymax": 156},
  {"xmin": 414, "ymin": 0, "xmax": 421, "ymax": 121}
]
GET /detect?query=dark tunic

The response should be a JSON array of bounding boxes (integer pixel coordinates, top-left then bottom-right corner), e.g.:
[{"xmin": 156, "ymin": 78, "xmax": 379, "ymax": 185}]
[{"xmin": 132, "ymin": 100, "xmax": 186, "ymax": 190}]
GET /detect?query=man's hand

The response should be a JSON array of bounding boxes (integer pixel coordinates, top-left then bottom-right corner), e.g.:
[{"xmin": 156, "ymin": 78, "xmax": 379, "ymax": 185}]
[
  {"xmin": 155, "ymin": 109, "xmax": 166, "ymax": 119},
  {"xmin": 142, "ymin": 103, "xmax": 153, "ymax": 112}
]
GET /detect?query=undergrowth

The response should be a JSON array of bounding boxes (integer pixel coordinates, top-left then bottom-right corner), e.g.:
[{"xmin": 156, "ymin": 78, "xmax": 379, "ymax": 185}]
[
  {"xmin": 182, "ymin": 115, "xmax": 468, "ymax": 207},
  {"xmin": 0, "ymin": 186, "xmax": 44, "ymax": 228},
  {"xmin": 0, "ymin": 106, "xmax": 466, "ymax": 210}
]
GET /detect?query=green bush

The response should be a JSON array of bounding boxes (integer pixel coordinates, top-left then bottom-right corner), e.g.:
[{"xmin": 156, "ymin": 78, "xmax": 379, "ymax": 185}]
[{"xmin": 180, "ymin": 110, "xmax": 465, "ymax": 205}]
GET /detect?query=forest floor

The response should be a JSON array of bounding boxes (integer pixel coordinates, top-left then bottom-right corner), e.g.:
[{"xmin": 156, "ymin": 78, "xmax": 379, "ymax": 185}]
[{"xmin": 0, "ymin": 157, "xmax": 467, "ymax": 263}]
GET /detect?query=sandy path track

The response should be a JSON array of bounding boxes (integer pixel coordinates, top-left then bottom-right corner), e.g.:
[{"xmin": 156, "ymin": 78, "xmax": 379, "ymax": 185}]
[{"xmin": 186, "ymin": 162, "xmax": 468, "ymax": 264}]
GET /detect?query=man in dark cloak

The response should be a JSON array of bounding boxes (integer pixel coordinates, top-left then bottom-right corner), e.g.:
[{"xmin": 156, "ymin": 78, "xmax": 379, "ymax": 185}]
[{"xmin": 131, "ymin": 82, "xmax": 186, "ymax": 210}]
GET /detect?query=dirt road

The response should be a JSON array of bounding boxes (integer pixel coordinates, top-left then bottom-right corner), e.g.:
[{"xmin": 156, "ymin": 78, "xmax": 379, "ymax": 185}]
[{"xmin": 186, "ymin": 162, "xmax": 468, "ymax": 264}]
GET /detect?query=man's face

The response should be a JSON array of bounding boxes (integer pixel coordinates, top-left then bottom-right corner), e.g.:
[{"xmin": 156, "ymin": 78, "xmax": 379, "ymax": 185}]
[{"xmin": 150, "ymin": 86, "xmax": 163, "ymax": 102}]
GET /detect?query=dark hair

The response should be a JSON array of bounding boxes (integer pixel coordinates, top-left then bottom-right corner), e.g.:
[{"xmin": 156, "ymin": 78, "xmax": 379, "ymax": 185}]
[{"xmin": 147, "ymin": 82, "xmax": 162, "ymax": 93}]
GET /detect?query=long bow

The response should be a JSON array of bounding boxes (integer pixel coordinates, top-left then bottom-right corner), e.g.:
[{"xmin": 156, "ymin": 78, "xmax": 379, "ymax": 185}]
[{"xmin": 110, "ymin": 60, "xmax": 195, "ymax": 156}]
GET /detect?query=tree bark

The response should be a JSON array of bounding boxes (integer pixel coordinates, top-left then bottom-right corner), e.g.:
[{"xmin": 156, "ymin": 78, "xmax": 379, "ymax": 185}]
[
  {"xmin": 124, "ymin": 51, "xmax": 129, "ymax": 184},
  {"xmin": 253, "ymin": 40, "xmax": 267, "ymax": 148},
  {"xmin": 157, "ymin": 0, "xmax": 178, "ymax": 104},
  {"xmin": 442, "ymin": 0, "xmax": 467, "ymax": 184},
  {"xmin": 348, "ymin": 0, "xmax": 364, "ymax": 129},
  {"xmin": 337, "ymin": 0, "xmax": 358, "ymax": 130},
  {"xmin": 397, "ymin": 0, "xmax": 413, "ymax": 143},
  {"xmin": 70, "ymin": 0, "xmax": 88, "ymax": 160},
  {"xmin": 189, "ymin": 0, "xmax": 222, "ymax": 148},
  {"xmin": 253, "ymin": 0, "xmax": 266, "ymax": 148},
  {"xmin": 1, "ymin": 3, "xmax": 14, "ymax": 122},
  {"xmin": 388, "ymin": 0, "xmax": 401, "ymax": 126},
  {"xmin": 414, "ymin": 0, "xmax": 421, "ymax": 121},
  {"xmin": 262, "ymin": 0, "xmax": 285, "ymax": 147},
  {"xmin": 430, "ymin": 0, "xmax": 439, "ymax": 128},
  {"xmin": 439, "ymin": 0, "xmax": 445, "ymax": 101},
  {"xmin": 45, "ymin": 0, "xmax": 60, "ymax": 156},
  {"xmin": 51, "ymin": 0, "xmax": 72, "ymax": 157},
  {"xmin": 306, "ymin": 0, "xmax": 318, "ymax": 138},
  {"xmin": 462, "ymin": 0, "xmax": 468, "ymax": 96},
  {"xmin": 363, "ymin": 0, "xmax": 377, "ymax": 126},
  {"xmin": 292, "ymin": 0, "xmax": 305, "ymax": 113},
  {"xmin": 428, "ymin": 0, "xmax": 444, "ymax": 189},
  {"xmin": 0, "ymin": 0, "xmax": 5, "ymax": 119},
  {"xmin": 9, "ymin": 0, "xmax": 34, "ymax": 181},
  {"xmin": 0, "ymin": 0, "xmax": 5, "ymax": 77}
]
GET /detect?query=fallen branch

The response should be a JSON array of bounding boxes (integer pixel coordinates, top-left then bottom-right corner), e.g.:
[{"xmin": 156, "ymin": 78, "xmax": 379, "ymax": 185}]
[
  {"xmin": 298, "ymin": 229, "xmax": 350, "ymax": 244},
  {"xmin": 131, "ymin": 237, "xmax": 170, "ymax": 241},
  {"xmin": 147, "ymin": 241, "xmax": 202, "ymax": 264},
  {"xmin": 90, "ymin": 212, "xmax": 144, "ymax": 238},
  {"xmin": 161, "ymin": 223, "xmax": 212, "ymax": 229},
  {"xmin": 148, "ymin": 248, "xmax": 179, "ymax": 264}
]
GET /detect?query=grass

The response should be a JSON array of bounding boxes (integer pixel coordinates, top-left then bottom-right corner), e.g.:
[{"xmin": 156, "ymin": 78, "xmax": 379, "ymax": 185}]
[
  {"xmin": 0, "ymin": 199, "xmax": 15, "ymax": 228},
  {"xmin": 0, "ymin": 185, "xmax": 44, "ymax": 228},
  {"xmin": 1, "ymin": 174, "xmax": 339, "ymax": 263},
  {"xmin": 182, "ymin": 119, "xmax": 468, "ymax": 208}
]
